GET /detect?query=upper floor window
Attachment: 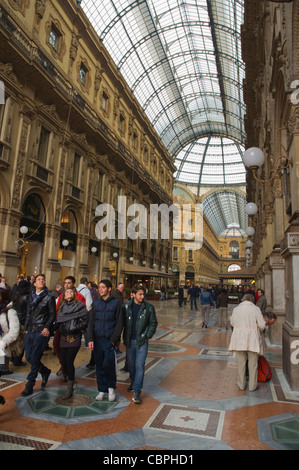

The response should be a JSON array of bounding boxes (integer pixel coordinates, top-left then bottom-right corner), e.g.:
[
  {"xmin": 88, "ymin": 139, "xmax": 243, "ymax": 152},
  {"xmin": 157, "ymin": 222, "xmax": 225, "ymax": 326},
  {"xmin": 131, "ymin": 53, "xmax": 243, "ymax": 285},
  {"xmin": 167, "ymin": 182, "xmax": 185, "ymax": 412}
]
[
  {"xmin": 49, "ymin": 23, "xmax": 61, "ymax": 52},
  {"xmin": 119, "ymin": 114, "xmax": 125, "ymax": 133},
  {"xmin": 79, "ymin": 62, "xmax": 88, "ymax": 85},
  {"xmin": 97, "ymin": 171, "xmax": 103, "ymax": 202},
  {"xmin": 37, "ymin": 126, "xmax": 50, "ymax": 166},
  {"xmin": 101, "ymin": 92, "xmax": 108, "ymax": 111},
  {"xmin": 73, "ymin": 153, "xmax": 82, "ymax": 187},
  {"xmin": 229, "ymin": 240, "xmax": 239, "ymax": 259}
]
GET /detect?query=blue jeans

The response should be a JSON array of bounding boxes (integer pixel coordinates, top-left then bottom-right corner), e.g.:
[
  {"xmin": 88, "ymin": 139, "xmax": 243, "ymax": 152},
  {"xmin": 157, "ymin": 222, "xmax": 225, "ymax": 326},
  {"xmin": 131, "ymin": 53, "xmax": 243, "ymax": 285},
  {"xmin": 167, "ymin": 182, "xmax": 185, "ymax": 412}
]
[
  {"xmin": 190, "ymin": 296, "xmax": 197, "ymax": 309},
  {"xmin": 126, "ymin": 339, "xmax": 148, "ymax": 394},
  {"xmin": 24, "ymin": 331, "xmax": 50, "ymax": 389},
  {"xmin": 94, "ymin": 337, "xmax": 116, "ymax": 392}
]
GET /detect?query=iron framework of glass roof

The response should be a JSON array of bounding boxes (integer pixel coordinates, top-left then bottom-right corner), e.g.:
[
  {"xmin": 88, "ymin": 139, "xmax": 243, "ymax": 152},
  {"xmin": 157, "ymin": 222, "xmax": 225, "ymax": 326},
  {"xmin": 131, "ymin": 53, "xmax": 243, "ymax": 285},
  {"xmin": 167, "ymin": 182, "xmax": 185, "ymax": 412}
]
[{"xmin": 81, "ymin": 0, "xmax": 247, "ymax": 235}]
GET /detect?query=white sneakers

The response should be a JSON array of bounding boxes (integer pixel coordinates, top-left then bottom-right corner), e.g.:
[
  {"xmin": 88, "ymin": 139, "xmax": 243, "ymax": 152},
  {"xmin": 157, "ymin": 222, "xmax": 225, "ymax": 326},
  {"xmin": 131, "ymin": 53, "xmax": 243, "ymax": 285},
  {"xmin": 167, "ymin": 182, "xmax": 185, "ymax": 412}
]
[
  {"xmin": 108, "ymin": 388, "xmax": 116, "ymax": 402},
  {"xmin": 95, "ymin": 388, "xmax": 116, "ymax": 402},
  {"xmin": 95, "ymin": 391, "xmax": 105, "ymax": 401}
]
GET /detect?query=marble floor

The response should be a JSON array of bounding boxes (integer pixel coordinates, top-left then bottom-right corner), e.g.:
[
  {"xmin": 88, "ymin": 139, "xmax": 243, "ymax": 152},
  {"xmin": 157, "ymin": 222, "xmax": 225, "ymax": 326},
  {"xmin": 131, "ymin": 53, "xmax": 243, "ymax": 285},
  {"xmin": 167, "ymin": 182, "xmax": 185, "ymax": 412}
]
[{"xmin": 1, "ymin": 299, "xmax": 299, "ymax": 452}]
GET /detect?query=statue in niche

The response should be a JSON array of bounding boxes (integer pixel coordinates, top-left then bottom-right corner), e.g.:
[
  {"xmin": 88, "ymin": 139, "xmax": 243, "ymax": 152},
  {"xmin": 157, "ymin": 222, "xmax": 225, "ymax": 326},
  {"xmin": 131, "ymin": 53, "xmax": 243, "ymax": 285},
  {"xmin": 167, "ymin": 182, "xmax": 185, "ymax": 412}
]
[{"xmin": 35, "ymin": 0, "xmax": 46, "ymax": 26}]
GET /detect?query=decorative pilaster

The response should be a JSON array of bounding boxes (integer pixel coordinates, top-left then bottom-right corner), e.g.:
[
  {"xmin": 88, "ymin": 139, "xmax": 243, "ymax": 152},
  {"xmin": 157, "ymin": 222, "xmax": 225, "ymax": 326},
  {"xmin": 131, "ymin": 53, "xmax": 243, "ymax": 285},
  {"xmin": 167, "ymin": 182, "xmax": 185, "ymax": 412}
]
[
  {"xmin": 281, "ymin": 232, "xmax": 299, "ymax": 389},
  {"xmin": 268, "ymin": 253, "xmax": 286, "ymax": 346}
]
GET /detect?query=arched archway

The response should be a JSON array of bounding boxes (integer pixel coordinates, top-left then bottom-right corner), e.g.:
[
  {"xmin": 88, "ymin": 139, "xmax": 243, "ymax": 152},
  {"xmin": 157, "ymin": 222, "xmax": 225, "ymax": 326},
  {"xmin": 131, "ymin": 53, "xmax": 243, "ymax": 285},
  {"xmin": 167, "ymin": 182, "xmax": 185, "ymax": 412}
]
[
  {"xmin": 18, "ymin": 193, "xmax": 46, "ymax": 277},
  {"xmin": 59, "ymin": 209, "xmax": 79, "ymax": 280}
]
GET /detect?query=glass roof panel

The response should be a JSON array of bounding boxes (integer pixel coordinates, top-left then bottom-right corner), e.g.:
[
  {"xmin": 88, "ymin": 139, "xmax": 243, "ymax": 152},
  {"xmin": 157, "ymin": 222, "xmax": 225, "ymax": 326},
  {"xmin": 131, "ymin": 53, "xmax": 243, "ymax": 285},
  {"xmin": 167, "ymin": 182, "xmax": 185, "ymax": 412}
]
[
  {"xmin": 81, "ymin": 0, "xmax": 247, "ymax": 234},
  {"xmin": 81, "ymin": 0, "xmax": 245, "ymax": 153}
]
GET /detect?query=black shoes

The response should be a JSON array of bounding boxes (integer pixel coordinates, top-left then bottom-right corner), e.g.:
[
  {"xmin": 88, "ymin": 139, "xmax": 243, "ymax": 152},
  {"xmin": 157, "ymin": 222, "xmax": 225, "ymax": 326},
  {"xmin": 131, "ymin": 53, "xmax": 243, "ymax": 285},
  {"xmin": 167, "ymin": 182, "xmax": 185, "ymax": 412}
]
[
  {"xmin": 21, "ymin": 387, "xmax": 33, "ymax": 397},
  {"xmin": 41, "ymin": 368, "xmax": 51, "ymax": 388},
  {"xmin": 132, "ymin": 392, "xmax": 142, "ymax": 404}
]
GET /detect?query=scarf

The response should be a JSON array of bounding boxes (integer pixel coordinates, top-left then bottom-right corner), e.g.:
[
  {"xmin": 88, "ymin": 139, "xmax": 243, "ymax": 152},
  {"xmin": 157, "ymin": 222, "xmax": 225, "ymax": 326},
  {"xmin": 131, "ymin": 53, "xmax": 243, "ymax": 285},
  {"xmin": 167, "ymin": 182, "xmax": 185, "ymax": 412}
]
[{"xmin": 29, "ymin": 287, "xmax": 49, "ymax": 311}]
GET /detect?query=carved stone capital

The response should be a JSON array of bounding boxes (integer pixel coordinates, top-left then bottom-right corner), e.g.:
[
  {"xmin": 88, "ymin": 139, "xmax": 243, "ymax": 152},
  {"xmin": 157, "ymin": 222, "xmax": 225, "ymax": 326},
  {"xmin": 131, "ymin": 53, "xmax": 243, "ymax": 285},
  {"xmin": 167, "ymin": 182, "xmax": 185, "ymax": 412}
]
[{"xmin": 281, "ymin": 232, "xmax": 299, "ymax": 256}]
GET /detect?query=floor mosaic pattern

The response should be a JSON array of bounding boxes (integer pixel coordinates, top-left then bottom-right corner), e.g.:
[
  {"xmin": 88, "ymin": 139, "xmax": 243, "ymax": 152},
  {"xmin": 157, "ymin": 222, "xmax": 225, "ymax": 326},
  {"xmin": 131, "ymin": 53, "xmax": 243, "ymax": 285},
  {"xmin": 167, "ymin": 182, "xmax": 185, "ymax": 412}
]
[{"xmin": 1, "ymin": 299, "xmax": 299, "ymax": 451}]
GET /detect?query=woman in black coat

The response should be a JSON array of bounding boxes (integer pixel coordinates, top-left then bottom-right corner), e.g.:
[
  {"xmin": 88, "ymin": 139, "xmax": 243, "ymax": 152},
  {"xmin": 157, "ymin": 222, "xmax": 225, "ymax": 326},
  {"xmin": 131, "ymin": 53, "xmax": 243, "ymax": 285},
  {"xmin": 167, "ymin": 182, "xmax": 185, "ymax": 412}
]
[{"xmin": 55, "ymin": 288, "xmax": 89, "ymax": 399}]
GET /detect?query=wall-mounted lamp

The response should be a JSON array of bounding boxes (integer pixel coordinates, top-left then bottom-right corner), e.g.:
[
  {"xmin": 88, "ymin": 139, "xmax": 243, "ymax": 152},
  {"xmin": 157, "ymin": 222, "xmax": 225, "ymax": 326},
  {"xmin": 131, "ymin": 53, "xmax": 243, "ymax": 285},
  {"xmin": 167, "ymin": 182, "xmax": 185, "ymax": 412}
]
[
  {"xmin": 245, "ymin": 202, "xmax": 258, "ymax": 216},
  {"xmin": 242, "ymin": 129, "xmax": 292, "ymax": 183},
  {"xmin": 129, "ymin": 256, "xmax": 134, "ymax": 262},
  {"xmin": 62, "ymin": 239, "xmax": 69, "ymax": 248},
  {"xmin": 20, "ymin": 225, "xmax": 28, "ymax": 236},
  {"xmin": 246, "ymin": 240, "xmax": 254, "ymax": 248},
  {"xmin": 91, "ymin": 246, "xmax": 97, "ymax": 254},
  {"xmin": 245, "ymin": 226, "xmax": 255, "ymax": 237}
]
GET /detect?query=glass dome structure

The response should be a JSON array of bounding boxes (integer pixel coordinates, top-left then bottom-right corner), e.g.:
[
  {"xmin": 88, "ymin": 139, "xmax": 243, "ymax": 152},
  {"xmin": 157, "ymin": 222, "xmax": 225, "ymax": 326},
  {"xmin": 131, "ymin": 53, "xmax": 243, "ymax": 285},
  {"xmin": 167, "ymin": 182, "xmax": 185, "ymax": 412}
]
[{"xmin": 81, "ymin": 0, "xmax": 247, "ymax": 234}]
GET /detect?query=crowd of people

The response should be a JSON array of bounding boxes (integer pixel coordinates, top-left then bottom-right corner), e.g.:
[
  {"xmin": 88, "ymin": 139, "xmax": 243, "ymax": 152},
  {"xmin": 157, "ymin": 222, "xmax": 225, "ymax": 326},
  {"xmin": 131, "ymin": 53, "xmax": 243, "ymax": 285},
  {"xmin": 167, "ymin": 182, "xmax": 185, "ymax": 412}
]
[
  {"xmin": 176, "ymin": 282, "xmax": 277, "ymax": 392},
  {"xmin": 0, "ymin": 273, "xmax": 157, "ymax": 406},
  {"xmin": 0, "ymin": 273, "xmax": 276, "ymax": 406}
]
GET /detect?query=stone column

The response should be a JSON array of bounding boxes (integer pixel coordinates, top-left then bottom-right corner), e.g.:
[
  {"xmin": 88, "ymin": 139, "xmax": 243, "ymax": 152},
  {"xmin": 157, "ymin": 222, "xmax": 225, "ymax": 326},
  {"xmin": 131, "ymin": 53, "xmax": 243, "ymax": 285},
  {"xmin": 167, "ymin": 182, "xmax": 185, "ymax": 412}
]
[
  {"xmin": 44, "ymin": 224, "xmax": 62, "ymax": 289},
  {"xmin": 269, "ymin": 252, "xmax": 286, "ymax": 346},
  {"xmin": 263, "ymin": 259, "xmax": 272, "ymax": 306},
  {"xmin": 281, "ymin": 231, "xmax": 299, "ymax": 389}
]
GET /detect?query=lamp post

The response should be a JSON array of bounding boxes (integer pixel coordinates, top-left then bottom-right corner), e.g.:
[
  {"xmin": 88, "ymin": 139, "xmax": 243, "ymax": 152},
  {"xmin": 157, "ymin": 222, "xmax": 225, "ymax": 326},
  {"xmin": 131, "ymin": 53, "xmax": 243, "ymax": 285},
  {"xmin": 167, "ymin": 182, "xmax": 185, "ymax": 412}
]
[
  {"xmin": 62, "ymin": 239, "xmax": 69, "ymax": 248},
  {"xmin": 113, "ymin": 252, "xmax": 118, "ymax": 286},
  {"xmin": 19, "ymin": 225, "xmax": 28, "ymax": 276}
]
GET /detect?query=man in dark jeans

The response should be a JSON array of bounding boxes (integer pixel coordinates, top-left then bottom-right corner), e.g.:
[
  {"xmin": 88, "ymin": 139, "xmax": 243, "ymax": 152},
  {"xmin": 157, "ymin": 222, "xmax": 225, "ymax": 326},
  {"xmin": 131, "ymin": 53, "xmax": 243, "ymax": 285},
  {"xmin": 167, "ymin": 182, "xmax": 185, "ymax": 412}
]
[
  {"xmin": 21, "ymin": 274, "xmax": 56, "ymax": 397},
  {"xmin": 87, "ymin": 279, "xmax": 123, "ymax": 402},
  {"xmin": 122, "ymin": 284, "xmax": 158, "ymax": 404}
]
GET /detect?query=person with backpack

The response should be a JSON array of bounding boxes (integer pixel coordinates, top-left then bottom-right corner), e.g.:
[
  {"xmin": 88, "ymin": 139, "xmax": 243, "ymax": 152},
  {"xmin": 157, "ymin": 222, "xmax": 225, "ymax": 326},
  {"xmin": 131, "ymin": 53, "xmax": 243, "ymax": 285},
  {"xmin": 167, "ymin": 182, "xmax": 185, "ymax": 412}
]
[{"xmin": 228, "ymin": 293, "xmax": 266, "ymax": 392}]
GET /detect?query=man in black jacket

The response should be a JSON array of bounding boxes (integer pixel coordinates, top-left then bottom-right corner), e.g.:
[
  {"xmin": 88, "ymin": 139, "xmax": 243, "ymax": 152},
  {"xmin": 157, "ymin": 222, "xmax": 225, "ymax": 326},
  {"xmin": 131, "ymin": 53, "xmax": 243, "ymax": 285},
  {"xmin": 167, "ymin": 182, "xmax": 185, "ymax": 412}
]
[
  {"xmin": 122, "ymin": 284, "xmax": 158, "ymax": 404},
  {"xmin": 21, "ymin": 274, "xmax": 56, "ymax": 397}
]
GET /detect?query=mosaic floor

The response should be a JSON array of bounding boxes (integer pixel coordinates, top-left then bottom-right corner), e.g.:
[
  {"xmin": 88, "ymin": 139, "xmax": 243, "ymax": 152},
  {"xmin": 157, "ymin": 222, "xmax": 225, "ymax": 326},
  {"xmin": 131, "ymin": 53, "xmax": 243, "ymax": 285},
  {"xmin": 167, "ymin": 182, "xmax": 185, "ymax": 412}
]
[{"xmin": 1, "ymin": 299, "xmax": 299, "ymax": 452}]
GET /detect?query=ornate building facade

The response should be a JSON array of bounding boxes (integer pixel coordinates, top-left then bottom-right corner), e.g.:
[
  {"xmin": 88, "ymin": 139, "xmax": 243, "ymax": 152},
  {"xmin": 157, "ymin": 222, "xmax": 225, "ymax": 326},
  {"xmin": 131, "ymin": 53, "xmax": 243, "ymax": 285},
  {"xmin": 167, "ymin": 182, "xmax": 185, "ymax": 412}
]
[
  {"xmin": 242, "ymin": 0, "xmax": 299, "ymax": 388},
  {"xmin": 0, "ymin": 0, "xmax": 175, "ymax": 288},
  {"xmin": 172, "ymin": 184, "xmax": 248, "ymax": 288}
]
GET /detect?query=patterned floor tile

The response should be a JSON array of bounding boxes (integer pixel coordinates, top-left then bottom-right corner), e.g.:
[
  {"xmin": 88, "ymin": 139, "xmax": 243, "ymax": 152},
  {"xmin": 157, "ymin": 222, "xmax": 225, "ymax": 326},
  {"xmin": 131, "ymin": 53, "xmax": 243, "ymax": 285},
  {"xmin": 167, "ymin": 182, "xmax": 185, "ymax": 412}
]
[
  {"xmin": 0, "ymin": 431, "xmax": 60, "ymax": 450},
  {"xmin": 144, "ymin": 403, "xmax": 224, "ymax": 440}
]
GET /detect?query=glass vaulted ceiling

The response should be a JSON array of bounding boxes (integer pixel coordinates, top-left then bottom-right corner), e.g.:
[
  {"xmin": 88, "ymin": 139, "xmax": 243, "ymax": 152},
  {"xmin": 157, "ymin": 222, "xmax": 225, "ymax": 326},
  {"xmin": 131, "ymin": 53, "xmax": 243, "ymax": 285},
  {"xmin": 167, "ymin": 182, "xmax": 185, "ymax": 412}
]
[{"xmin": 81, "ymin": 0, "xmax": 247, "ymax": 235}]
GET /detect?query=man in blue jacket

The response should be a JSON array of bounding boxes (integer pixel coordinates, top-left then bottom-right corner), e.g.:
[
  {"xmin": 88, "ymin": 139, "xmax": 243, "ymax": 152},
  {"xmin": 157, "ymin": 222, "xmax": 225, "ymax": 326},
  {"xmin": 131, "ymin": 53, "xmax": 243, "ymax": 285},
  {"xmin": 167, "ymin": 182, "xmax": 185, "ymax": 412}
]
[
  {"xmin": 200, "ymin": 286, "xmax": 215, "ymax": 328},
  {"xmin": 87, "ymin": 279, "xmax": 123, "ymax": 402}
]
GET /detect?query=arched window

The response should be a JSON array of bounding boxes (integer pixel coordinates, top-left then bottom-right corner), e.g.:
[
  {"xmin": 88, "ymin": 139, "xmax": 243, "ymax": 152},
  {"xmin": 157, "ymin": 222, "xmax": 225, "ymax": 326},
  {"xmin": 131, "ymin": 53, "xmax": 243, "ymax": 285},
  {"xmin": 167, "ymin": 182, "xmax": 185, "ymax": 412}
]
[
  {"xmin": 227, "ymin": 264, "xmax": 241, "ymax": 272},
  {"xmin": 229, "ymin": 241, "xmax": 239, "ymax": 259}
]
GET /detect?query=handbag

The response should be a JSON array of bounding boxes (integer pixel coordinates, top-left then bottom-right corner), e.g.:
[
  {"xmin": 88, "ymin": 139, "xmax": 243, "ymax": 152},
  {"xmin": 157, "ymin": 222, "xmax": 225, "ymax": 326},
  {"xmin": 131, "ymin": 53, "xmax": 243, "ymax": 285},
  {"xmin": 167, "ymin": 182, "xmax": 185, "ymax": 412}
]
[{"xmin": 257, "ymin": 355, "xmax": 272, "ymax": 382}]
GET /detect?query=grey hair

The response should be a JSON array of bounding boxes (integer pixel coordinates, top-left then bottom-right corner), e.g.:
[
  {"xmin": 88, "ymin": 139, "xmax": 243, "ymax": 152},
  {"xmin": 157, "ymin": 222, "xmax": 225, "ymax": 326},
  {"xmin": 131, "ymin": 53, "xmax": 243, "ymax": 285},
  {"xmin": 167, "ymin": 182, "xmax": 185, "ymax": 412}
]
[{"xmin": 241, "ymin": 293, "xmax": 255, "ymax": 303}]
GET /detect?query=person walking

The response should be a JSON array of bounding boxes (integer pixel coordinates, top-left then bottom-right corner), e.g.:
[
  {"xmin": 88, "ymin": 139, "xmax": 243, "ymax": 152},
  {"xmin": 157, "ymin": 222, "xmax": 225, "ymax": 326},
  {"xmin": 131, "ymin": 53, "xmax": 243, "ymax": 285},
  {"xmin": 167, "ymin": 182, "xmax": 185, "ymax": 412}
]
[
  {"xmin": 200, "ymin": 287, "xmax": 215, "ymax": 328},
  {"xmin": 11, "ymin": 280, "xmax": 30, "ymax": 366},
  {"xmin": 21, "ymin": 274, "xmax": 56, "ymax": 396},
  {"xmin": 76, "ymin": 277, "xmax": 93, "ymax": 312},
  {"xmin": 54, "ymin": 276, "xmax": 86, "ymax": 378},
  {"xmin": 256, "ymin": 289, "xmax": 267, "ymax": 316},
  {"xmin": 217, "ymin": 288, "xmax": 229, "ymax": 329},
  {"xmin": 87, "ymin": 279, "xmax": 123, "ymax": 402},
  {"xmin": 178, "ymin": 285, "xmax": 184, "ymax": 307},
  {"xmin": 228, "ymin": 293, "xmax": 266, "ymax": 392},
  {"xmin": 122, "ymin": 284, "xmax": 158, "ymax": 404},
  {"xmin": 0, "ymin": 287, "xmax": 20, "ymax": 375},
  {"xmin": 55, "ymin": 287, "xmax": 89, "ymax": 399},
  {"xmin": 189, "ymin": 285, "xmax": 198, "ymax": 310}
]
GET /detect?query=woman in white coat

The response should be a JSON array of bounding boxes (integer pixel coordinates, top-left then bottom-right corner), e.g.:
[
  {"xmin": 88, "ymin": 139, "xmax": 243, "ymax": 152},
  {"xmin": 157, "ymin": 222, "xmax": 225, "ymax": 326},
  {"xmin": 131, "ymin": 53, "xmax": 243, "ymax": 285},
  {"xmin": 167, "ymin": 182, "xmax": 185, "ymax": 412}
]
[
  {"xmin": 228, "ymin": 293, "xmax": 266, "ymax": 391},
  {"xmin": 0, "ymin": 287, "xmax": 20, "ymax": 375}
]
